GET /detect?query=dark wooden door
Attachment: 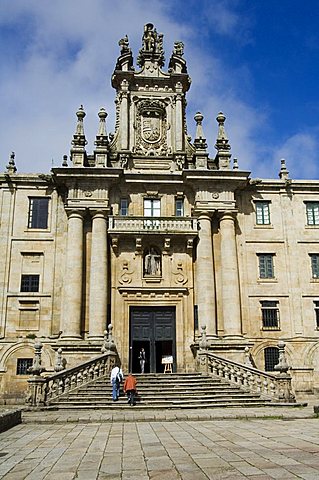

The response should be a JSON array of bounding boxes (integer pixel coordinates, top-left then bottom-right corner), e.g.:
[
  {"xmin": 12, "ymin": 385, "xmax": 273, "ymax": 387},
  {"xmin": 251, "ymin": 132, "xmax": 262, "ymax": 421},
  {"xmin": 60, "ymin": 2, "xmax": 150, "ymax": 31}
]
[{"xmin": 130, "ymin": 306, "xmax": 176, "ymax": 373}]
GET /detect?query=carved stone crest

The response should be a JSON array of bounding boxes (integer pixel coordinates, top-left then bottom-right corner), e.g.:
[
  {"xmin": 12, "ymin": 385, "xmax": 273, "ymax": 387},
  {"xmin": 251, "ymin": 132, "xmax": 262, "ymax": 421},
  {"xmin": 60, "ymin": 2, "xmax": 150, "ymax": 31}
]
[{"xmin": 135, "ymin": 99, "xmax": 167, "ymax": 155}]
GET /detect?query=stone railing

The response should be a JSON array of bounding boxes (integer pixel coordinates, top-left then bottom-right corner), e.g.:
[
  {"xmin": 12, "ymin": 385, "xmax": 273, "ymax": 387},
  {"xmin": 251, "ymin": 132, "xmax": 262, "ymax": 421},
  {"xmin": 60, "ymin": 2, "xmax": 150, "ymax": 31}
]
[
  {"xmin": 26, "ymin": 351, "xmax": 117, "ymax": 407},
  {"xmin": 108, "ymin": 216, "xmax": 198, "ymax": 234},
  {"xmin": 26, "ymin": 325, "xmax": 118, "ymax": 407},
  {"xmin": 197, "ymin": 349, "xmax": 296, "ymax": 403}
]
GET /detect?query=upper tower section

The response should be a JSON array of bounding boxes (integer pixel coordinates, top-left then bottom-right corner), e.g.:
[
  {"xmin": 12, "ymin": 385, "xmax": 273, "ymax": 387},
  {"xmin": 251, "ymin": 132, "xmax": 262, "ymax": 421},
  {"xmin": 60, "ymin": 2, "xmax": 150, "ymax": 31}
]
[{"xmin": 110, "ymin": 23, "xmax": 193, "ymax": 170}]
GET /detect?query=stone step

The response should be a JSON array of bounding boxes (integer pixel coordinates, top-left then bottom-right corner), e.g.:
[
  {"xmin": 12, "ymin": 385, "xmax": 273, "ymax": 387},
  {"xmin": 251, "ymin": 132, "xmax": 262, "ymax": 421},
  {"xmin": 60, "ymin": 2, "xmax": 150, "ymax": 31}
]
[{"xmin": 49, "ymin": 372, "xmax": 271, "ymax": 410}]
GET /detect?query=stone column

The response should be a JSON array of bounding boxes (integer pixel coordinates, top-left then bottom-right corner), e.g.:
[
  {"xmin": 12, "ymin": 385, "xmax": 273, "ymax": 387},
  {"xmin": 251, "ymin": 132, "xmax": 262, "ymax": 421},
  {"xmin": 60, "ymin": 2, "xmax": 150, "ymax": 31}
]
[
  {"xmin": 120, "ymin": 80, "xmax": 129, "ymax": 150},
  {"xmin": 219, "ymin": 212, "xmax": 242, "ymax": 337},
  {"xmin": 88, "ymin": 211, "xmax": 108, "ymax": 340},
  {"xmin": 195, "ymin": 214, "xmax": 216, "ymax": 337},
  {"xmin": 61, "ymin": 210, "xmax": 85, "ymax": 339},
  {"xmin": 175, "ymin": 82, "xmax": 183, "ymax": 151}
]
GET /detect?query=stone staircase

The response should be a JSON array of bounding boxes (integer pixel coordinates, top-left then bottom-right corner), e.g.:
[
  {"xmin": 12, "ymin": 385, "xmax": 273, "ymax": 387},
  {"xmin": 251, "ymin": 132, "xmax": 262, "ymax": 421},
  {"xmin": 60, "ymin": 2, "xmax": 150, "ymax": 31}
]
[{"xmin": 49, "ymin": 372, "xmax": 273, "ymax": 410}]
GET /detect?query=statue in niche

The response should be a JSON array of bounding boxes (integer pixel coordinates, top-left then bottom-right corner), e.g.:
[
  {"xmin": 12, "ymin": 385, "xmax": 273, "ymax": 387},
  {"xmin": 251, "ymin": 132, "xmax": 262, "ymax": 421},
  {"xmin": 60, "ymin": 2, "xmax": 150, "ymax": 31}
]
[{"xmin": 144, "ymin": 248, "xmax": 161, "ymax": 276}]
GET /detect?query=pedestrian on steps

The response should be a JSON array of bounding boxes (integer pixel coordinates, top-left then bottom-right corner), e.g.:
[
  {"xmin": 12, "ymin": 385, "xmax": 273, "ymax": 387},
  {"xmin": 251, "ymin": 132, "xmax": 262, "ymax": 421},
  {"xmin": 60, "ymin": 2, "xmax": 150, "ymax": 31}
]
[
  {"xmin": 110, "ymin": 364, "xmax": 123, "ymax": 401},
  {"xmin": 124, "ymin": 374, "xmax": 137, "ymax": 406}
]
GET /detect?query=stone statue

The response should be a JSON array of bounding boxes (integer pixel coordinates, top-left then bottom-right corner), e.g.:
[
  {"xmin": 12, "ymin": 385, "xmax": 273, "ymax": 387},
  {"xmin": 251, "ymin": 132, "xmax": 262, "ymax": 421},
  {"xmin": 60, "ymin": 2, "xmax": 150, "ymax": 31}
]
[
  {"xmin": 144, "ymin": 248, "xmax": 161, "ymax": 276},
  {"xmin": 173, "ymin": 41, "xmax": 184, "ymax": 57},
  {"xmin": 143, "ymin": 23, "xmax": 156, "ymax": 52},
  {"xmin": 118, "ymin": 35, "xmax": 131, "ymax": 55}
]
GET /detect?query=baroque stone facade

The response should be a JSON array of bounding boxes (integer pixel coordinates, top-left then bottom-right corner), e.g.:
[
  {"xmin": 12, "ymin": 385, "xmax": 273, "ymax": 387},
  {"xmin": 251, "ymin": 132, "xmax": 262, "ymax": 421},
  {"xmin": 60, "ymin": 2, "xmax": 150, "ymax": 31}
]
[{"xmin": 0, "ymin": 24, "xmax": 319, "ymax": 401}]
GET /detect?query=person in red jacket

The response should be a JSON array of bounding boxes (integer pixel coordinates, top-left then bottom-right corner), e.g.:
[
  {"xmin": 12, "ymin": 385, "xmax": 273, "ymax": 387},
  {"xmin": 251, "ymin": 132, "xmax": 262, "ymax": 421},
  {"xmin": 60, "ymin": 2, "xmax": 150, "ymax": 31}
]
[{"xmin": 124, "ymin": 374, "xmax": 137, "ymax": 406}]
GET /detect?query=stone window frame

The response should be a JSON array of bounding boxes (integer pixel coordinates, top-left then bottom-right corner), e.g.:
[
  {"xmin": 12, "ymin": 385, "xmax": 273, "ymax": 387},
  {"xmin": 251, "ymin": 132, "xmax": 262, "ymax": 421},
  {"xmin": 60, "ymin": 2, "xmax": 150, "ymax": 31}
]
[
  {"xmin": 175, "ymin": 197, "xmax": 184, "ymax": 217},
  {"xmin": 27, "ymin": 197, "xmax": 50, "ymax": 229},
  {"xmin": 310, "ymin": 254, "xmax": 319, "ymax": 279},
  {"xmin": 264, "ymin": 346, "xmax": 279, "ymax": 371},
  {"xmin": 314, "ymin": 301, "xmax": 319, "ymax": 330},
  {"xmin": 20, "ymin": 274, "xmax": 40, "ymax": 293},
  {"xmin": 257, "ymin": 253, "xmax": 275, "ymax": 279},
  {"xmin": 16, "ymin": 358, "xmax": 33, "ymax": 375},
  {"xmin": 305, "ymin": 201, "xmax": 319, "ymax": 226},
  {"xmin": 254, "ymin": 200, "xmax": 271, "ymax": 225},
  {"xmin": 120, "ymin": 198, "xmax": 129, "ymax": 216},
  {"xmin": 260, "ymin": 300, "xmax": 280, "ymax": 330}
]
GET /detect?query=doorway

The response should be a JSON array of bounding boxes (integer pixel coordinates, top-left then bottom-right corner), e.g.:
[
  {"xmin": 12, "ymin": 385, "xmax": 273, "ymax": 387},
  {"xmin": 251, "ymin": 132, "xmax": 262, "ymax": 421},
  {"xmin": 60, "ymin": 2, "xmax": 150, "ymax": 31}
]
[{"xmin": 130, "ymin": 306, "xmax": 176, "ymax": 373}]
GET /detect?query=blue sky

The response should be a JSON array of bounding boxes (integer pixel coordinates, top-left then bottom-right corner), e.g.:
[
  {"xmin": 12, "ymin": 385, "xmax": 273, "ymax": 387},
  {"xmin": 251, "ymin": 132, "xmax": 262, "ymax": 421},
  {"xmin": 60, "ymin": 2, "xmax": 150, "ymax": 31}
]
[{"xmin": 1, "ymin": 0, "xmax": 319, "ymax": 179}]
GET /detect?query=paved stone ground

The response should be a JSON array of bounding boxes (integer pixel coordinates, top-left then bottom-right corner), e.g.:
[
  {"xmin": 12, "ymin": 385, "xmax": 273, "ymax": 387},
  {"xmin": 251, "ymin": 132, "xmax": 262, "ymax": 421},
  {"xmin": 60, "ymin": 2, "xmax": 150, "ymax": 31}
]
[{"xmin": 0, "ymin": 401, "xmax": 317, "ymax": 479}]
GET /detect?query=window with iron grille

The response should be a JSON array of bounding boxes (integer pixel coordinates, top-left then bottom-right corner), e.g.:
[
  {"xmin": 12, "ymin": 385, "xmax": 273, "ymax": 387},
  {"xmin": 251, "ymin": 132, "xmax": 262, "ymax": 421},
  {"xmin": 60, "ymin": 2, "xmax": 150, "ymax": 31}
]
[
  {"xmin": 28, "ymin": 197, "xmax": 49, "ymax": 229},
  {"xmin": 261, "ymin": 300, "xmax": 280, "ymax": 329},
  {"xmin": 175, "ymin": 198, "xmax": 184, "ymax": 217},
  {"xmin": 314, "ymin": 301, "xmax": 319, "ymax": 329},
  {"xmin": 310, "ymin": 254, "xmax": 319, "ymax": 279},
  {"xmin": 16, "ymin": 358, "xmax": 33, "ymax": 375},
  {"xmin": 264, "ymin": 347, "xmax": 279, "ymax": 372},
  {"xmin": 20, "ymin": 274, "xmax": 40, "ymax": 292},
  {"xmin": 306, "ymin": 202, "xmax": 319, "ymax": 225},
  {"xmin": 255, "ymin": 201, "xmax": 270, "ymax": 225},
  {"xmin": 258, "ymin": 254, "xmax": 275, "ymax": 279},
  {"xmin": 120, "ymin": 198, "xmax": 128, "ymax": 216}
]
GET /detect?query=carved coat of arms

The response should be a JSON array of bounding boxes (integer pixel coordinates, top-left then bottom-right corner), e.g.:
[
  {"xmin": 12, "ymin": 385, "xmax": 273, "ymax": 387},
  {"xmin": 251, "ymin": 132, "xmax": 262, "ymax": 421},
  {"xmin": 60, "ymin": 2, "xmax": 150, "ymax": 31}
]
[
  {"xmin": 142, "ymin": 112, "xmax": 161, "ymax": 143},
  {"xmin": 135, "ymin": 99, "xmax": 168, "ymax": 155}
]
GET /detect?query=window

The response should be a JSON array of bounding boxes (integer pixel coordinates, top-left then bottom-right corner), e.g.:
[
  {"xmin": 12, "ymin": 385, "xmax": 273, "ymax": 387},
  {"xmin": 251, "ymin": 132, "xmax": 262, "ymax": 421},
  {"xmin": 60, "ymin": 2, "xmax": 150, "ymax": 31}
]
[
  {"xmin": 120, "ymin": 198, "xmax": 128, "ymax": 216},
  {"xmin": 16, "ymin": 358, "xmax": 33, "ymax": 375},
  {"xmin": 175, "ymin": 198, "xmax": 184, "ymax": 217},
  {"xmin": 314, "ymin": 301, "xmax": 319, "ymax": 329},
  {"xmin": 28, "ymin": 197, "xmax": 49, "ymax": 229},
  {"xmin": 144, "ymin": 198, "xmax": 160, "ymax": 229},
  {"xmin": 20, "ymin": 274, "xmax": 40, "ymax": 292},
  {"xmin": 255, "ymin": 201, "xmax": 270, "ymax": 225},
  {"xmin": 264, "ymin": 347, "xmax": 279, "ymax": 372},
  {"xmin": 306, "ymin": 202, "xmax": 319, "ymax": 225},
  {"xmin": 261, "ymin": 301, "xmax": 280, "ymax": 329},
  {"xmin": 258, "ymin": 254, "xmax": 275, "ymax": 279},
  {"xmin": 310, "ymin": 254, "xmax": 319, "ymax": 279}
]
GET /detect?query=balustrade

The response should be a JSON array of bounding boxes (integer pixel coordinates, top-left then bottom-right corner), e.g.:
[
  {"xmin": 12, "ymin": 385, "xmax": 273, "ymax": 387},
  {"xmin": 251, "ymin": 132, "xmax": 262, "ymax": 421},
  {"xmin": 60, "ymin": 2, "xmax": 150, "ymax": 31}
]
[
  {"xmin": 26, "ymin": 352, "xmax": 117, "ymax": 407},
  {"xmin": 198, "ymin": 350, "xmax": 295, "ymax": 403},
  {"xmin": 108, "ymin": 216, "xmax": 198, "ymax": 234}
]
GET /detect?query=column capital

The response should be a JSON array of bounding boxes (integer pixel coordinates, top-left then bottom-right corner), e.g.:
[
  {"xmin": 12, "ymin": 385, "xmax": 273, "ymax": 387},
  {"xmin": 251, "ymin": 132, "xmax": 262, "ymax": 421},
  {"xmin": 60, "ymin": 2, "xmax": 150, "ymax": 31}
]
[
  {"xmin": 218, "ymin": 210, "xmax": 238, "ymax": 222},
  {"xmin": 65, "ymin": 208, "xmax": 86, "ymax": 219},
  {"xmin": 195, "ymin": 210, "xmax": 215, "ymax": 220},
  {"xmin": 89, "ymin": 209, "xmax": 108, "ymax": 220}
]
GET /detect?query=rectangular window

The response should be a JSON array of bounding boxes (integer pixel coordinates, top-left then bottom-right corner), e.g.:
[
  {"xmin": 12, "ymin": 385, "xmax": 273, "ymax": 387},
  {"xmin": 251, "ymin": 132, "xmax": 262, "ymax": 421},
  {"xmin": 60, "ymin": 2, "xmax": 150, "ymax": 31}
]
[
  {"xmin": 175, "ymin": 198, "xmax": 184, "ymax": 217},
  {"xmin": 20, "ymin": 274, "xmax": 40, "ymax": 292},
  {"xmin": 258, "ymin": 254, "xmax": 275, "ymax": 279},
  {"xmin": 255, "ymin": 201, "xmax": 270, "ymax": 225},
  {"xmin": 16, "ymin": 358, "xmax": 33, "ymax": 375},
  {"xmin": 144, "ymin": 198, "xmax": 160, "ymax": 229},
  {"xmin": 306, "ymin": 202, "xmax": 319, "ymax": 225},
  {"xmin": 28, "ymin": 198, "xmax": 49, "ymax": 229},
  {"xmin": 120, "ymin": 198, "xmax": 128, "ymax": 216},
  {"xmin": 315, "ymin": 301, "xmax": 319, "ymax": 329},
  {"xmin": 310, "ymin": 254, "xmax": 319, "ymax": 279},
  {"xmin": 261, "ymin": 301, "xmax": 280, "ymax": 329}
]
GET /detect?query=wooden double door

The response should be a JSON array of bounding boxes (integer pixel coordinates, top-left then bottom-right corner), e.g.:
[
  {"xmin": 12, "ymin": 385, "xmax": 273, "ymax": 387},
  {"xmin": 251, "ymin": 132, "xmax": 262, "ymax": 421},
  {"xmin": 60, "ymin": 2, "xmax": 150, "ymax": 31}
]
[{"xmin": 130, "ymin": 306, "xmax": 176, "ymax": 373}]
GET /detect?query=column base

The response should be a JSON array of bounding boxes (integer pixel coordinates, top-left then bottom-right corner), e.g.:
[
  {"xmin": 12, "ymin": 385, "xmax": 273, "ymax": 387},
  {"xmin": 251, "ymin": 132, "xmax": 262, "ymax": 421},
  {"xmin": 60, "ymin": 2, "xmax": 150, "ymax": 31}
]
[
  {"xmin": 60, "ymin": 334, "xmax": 83, "ymax": 341},
  {"xmin": 87, "ymin": 335, "xmax": 104, "ymax": 341}
]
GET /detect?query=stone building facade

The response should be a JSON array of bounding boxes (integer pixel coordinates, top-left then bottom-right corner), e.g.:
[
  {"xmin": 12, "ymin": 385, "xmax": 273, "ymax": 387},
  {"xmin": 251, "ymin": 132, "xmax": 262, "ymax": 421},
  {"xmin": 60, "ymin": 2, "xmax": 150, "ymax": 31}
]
[{"xmin": 0, "ymin": 24, "xmax": 319, "ymax": 401}]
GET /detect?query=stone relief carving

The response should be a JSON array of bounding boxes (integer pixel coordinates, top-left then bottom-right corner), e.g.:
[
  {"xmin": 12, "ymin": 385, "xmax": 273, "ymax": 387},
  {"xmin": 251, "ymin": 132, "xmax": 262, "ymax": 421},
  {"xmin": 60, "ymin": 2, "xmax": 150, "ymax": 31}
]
[
  {"xmin": 119, "ymin": 260, "xmax": 133, "ymax": 285},
  {"xmin": 172, "ymin": 261, "xmax": 187, "ymax": 285},
  {"xmin": 135, "ymin": 99, "xmax": 168, "ymax": 155}
]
